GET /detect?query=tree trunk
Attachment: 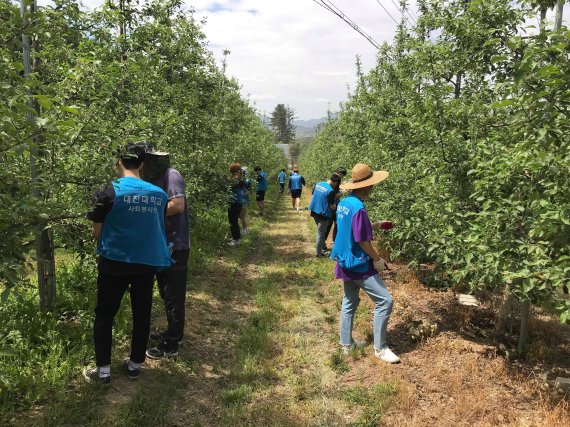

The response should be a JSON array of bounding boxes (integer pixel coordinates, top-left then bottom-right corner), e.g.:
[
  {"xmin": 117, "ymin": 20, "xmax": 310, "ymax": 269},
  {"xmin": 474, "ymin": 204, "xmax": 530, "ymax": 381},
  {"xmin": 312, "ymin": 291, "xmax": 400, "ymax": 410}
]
[
  {"xmin": 539, "ymin": 5, "xmax": 547, "ymax": 35},
  {"xmin": 21, "ymin": 0, "xmax": 56, "ymax": 312},
  {"xmin": 554, "ymin": 0, "xmax": 564, "ymax": 31},
  {"xmin": 455, "ymin": 71, "xmax": 462, "ymax": 99},
  {"xmin": 518, "ymin": 300, "xmax": 531, "ymax": 355},
  {"xmin": 495, "ymin": 292, "xmax": 515, "ymax": 337}
]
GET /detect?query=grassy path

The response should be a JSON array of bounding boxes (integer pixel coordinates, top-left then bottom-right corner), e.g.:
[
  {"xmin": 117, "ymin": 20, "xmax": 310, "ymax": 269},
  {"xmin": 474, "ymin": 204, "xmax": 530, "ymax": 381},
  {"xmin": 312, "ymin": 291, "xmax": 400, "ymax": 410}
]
[{"xmin": 30, "ymin": 188, "xmax": 570, "ymax": 426}]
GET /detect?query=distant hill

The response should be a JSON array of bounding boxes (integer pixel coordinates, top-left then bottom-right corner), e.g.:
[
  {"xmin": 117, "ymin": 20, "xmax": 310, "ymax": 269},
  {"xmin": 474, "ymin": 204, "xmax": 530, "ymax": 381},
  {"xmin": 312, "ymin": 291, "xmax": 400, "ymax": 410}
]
[
  {"xmin": 293, "ymin": 116, "xmax": 331, "ymax": 137},
  {"xmin": 294, "ymin": 117, "xmax": 328, "ymax": 128}
]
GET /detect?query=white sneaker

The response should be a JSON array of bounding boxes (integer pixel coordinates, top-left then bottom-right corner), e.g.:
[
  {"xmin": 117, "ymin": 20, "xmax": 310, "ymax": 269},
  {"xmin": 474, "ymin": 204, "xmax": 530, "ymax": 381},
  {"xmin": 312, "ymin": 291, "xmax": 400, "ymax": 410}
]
[
  {"xmin": 374, "ymin": 347, "xmax": 400, "ymax": 364},
  {"xmin": 241, "ymin": 228, "xmax": 248, "ymax": 236},
  {"xmin": 228, "ymin": 239, "xmax": 241, "ymax": 247},
  {"xmin": 341, "ymin": 339, "xmax": 366, "ymax": 355}
]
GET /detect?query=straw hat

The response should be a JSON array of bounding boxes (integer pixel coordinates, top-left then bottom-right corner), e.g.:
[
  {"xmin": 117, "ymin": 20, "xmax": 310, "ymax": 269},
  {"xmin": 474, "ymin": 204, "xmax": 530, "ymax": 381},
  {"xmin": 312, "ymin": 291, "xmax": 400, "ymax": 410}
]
[{"xmin": 340, "ymin": 163, "xmax": 389, "ymax": 190}]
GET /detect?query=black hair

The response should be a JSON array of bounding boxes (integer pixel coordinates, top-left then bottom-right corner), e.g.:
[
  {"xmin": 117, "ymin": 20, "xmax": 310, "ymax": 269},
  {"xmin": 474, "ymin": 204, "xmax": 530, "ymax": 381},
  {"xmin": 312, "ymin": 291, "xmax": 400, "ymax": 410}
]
[
  {"xmin": 281, "ymin": 169, "xmax": 286, "ymax": 172},
  {"xmin": 254, "ymin": 166, "xmax": 261, "ymax": 172},
  {"xmin": 330, "ymin": 173, "xmax": 342, "ymax": 184},
  {"xmin": 119, "ymin": 143, "xmax": 146, "ymax": 170},
  {"xmin": 133, "ymin": 140, "xmax": 155, "ymax": 154},
  {"xmin": 336, "ymin": 167, "xmax": 347, "ymax": 176}
]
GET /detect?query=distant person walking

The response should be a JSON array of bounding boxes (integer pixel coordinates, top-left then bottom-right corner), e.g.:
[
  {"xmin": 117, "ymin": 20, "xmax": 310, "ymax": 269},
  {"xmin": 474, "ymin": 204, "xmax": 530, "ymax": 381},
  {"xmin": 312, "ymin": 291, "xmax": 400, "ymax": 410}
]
[
  {"xmin": 254, "ymin": 166, "xmax": 268, "ymax": 216},
  {"xmin": 309, "ymin": 173, "xmax": 341, "ymax": 257},
  {"xmin": 288, "ymin": 167, "xmax": 305, "ymax": 210},
  {"xmin": 240, "ymin": 167, "xmax": 252, "ymax": 235},
  {"xmin": 228, "ymin": 162, "xmax": 246, "ymax": 246},
  {"xmin": 277, "ymin": 169, "xmax": 286, "ymax": 194},
  {"xmin": 330, "ymin": 163, "xmax": 400, "ymax": 364},
  {"xmin": 84, "ymin": 144, "xmax": 172, "ymax": 383}
]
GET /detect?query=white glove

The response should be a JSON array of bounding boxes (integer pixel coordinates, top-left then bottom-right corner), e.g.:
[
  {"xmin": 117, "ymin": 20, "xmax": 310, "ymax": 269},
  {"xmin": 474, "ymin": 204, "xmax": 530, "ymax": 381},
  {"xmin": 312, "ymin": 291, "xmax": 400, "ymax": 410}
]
[{"xmin": 373, "ymin": 258, "xmax": 386, "ymax": 272}]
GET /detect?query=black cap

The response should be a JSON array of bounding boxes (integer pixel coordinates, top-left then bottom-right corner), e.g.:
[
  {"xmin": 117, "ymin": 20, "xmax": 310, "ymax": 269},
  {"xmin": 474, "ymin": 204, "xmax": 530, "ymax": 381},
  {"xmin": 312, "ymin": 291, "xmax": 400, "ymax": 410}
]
[{"xmin": 118, "ymin": 142, "xmax": 146, "ymax": 162}]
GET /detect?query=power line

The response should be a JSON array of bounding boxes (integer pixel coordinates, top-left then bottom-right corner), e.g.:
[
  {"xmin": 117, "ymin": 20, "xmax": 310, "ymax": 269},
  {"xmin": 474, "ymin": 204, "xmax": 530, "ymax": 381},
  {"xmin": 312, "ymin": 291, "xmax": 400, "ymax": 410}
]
[
  {"xmin": 386, "ymin": 0, "xmax": 418, "ymax": 26},
  {"xmin": 318, "ymin": 0, "xmax": 380, "ymax": 47},
  {"xmin": 311, "ymin": 0, "xmax": 380, "ymax": 49},
  {"xmin": 372, "ymin": 0, "xmax": 400, "ymax": 25}
]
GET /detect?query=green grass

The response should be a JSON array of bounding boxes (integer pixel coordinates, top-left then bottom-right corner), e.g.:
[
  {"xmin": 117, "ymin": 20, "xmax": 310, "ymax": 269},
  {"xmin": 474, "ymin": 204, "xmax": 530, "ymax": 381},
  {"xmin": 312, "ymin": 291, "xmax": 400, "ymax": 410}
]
[
  {"xmin": 328, "ymin": 349, "xmax": 350, "ymax": 374},
  {"xmin": 345, "ymin": 383, "xmax": 399, "ymax": 427},
  {"xmin": 113, "ymin": 368, "xmax": 185, "ymax": 427},
  {"xmin": 0, "ymin": 202, "xmax": 254, "ymax": 425},
  {"xmin": 220, "ymin": 384, "xmax": 253, "ymax": 406}
]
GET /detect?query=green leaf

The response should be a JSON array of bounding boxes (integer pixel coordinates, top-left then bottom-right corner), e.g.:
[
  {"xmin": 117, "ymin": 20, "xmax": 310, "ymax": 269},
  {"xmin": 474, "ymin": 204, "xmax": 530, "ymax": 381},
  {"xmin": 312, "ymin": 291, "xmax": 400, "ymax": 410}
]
[
  {"xmin": 61, "ymin": 105, "xmax": 80, "ymax": 114},
  {"xmin": 34, "ymin": 95, "xmax": 53, "ymax": 110},
  {"xmin": 0, "ymin": 348, "xmax": 17, "ymax": 357}
]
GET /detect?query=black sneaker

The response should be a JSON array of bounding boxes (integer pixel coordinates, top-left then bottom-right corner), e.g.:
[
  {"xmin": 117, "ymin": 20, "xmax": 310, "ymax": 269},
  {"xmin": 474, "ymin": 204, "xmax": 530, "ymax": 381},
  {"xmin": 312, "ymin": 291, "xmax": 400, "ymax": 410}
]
[
  {"xmin": 123, "ymin": 359, "xmax": 140, "ymax": 380},
  {"xmin": 146, "ymin": 346, "xmax": 178, "ymax": 360},
  {"xmin": 149, "ymin": 331, "xmax": 183, "ymax": 346},
  {"xmin": 83, "ymin": 367, "xmax": 110, "ymax": 385}
]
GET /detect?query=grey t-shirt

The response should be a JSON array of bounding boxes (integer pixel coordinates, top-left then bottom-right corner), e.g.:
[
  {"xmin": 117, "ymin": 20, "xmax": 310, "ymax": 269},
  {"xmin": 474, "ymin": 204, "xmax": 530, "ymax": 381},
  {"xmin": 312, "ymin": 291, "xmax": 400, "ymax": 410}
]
[{"xmin": 152, "ymin": 168, "xmax": 190, "ymax": 251}]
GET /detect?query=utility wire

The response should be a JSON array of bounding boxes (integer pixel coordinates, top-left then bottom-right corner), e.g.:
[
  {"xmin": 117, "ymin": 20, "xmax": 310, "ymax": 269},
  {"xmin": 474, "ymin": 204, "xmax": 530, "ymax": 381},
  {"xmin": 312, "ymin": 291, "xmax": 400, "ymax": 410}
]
[
  {"xmin": 386, "ymin": 0, "xmax": 418, "ymax": 26},
  {"xmin": 372, "ymin": 0, "xmax": 400, "ymax": 25},
  {"xmin": 311, "ymin": 0, "xmax": 380, "ymax": 49},
  {"xmin": 319, "ymin": 0, "xmax": 380, "ymax": 47}
]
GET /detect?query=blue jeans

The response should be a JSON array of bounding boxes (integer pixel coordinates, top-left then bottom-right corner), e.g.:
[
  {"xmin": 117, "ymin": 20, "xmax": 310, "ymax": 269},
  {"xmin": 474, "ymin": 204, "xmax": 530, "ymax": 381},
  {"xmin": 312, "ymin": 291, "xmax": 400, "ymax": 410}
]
[
  {"xmin": 314, "ymin": 216, "xmax": 331, "ymax": 256},
  {"xmin": 339, "ymin": 274, "xmax": 393, "ymax": 350}
]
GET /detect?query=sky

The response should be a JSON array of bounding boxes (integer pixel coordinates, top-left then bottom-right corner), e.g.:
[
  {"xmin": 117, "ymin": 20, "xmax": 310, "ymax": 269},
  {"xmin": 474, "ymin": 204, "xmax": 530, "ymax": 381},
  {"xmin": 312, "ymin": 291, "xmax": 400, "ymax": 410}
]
[
  {"xmin": 188, "ymin": 0, "xmax": 408, "ymax": 120},
  {"xmin": 36, "ymin": 1, "xmax": 567, "ymax": 120},
  {"xmin": 38, "ymin": 0, "xmax": 410, "ymax": 120}
]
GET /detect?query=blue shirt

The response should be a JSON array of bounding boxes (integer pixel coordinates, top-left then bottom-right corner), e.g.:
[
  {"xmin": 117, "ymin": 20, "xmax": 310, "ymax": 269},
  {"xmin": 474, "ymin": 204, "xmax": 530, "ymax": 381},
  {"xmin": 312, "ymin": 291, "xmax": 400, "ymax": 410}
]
[
  {"xmin": 97, "ymin": 177, "xmax": 172, "ymax": 268},
  {"xmin": 256, "ymin": 171, "xmax": 268, "ymax": 191},
  {"xmin": 330, "ymin": 194, "xmax": 371, "ymax": 274},
  {"xmin": 278, "ymin": 171, "xmax": 286, "ymax": 184},
  {"xmin": 289, "ymin": 173, "xmax": 304, "ymax": 191},
  {"xmin": 243, "ymin": 178, "xmax": 252, "ymax": 203},
  {"xmin": 309, "ymin": 181, "xmax": 334, "ymax": 218}
]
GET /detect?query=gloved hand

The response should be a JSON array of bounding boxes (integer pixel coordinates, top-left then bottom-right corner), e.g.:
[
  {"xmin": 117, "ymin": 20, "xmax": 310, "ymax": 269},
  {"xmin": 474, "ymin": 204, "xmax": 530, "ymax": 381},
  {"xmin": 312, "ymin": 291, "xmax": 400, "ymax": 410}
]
[
  {"xmin": 373, "ymin": 258, "xmax": 387, "ymax": 272},
  {"xmin": 375, "ymin": 220, "xmax": 394, "ymax": 230}
]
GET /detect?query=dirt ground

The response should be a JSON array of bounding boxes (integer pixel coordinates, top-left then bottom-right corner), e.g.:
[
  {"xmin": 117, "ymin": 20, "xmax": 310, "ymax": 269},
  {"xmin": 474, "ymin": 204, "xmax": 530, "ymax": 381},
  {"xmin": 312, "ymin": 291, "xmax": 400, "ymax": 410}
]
[{"xmin": 85, "ymin": 191, "xmax": 570, "ymax": 426}]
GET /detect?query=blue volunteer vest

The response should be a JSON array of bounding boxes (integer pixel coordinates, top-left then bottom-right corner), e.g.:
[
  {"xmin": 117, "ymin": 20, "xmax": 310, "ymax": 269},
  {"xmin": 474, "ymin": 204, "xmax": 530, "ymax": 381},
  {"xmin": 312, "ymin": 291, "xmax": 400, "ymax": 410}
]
[
  {"xmin": 278, "ymin": 172, "xmax": 286, "ymax": 184},
  {"xmin": 97, "ymin": 177, "xmax": 172, "ymax": 268},
  {"xmin": 257, "ymin": 171, "xmax": 268, "ymax": 191},
  {"xmin": 243, "ymin": 178, "xmax": 252, "ymax": 203},
  {"xmin": 289, "ymin": 173, "xmax": 303, "ymax": 191},
  {"xmin": 309, "ymin": 181, "xmax": 334, "ymax": 218},
  {"xmin": 231, "ymin": 180, "xmax": 244, "ymax": 204},
  {"xmin": 330, "ymin": 194, "xmax": 370, "ymax": 272}
]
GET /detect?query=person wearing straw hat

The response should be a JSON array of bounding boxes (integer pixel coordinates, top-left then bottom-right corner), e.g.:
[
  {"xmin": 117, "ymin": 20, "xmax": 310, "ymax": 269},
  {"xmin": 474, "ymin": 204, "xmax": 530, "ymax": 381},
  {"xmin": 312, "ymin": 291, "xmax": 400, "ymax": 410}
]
[{"xmin": 330, "ymin": 163, "xmax": 400, "ymax": 364}]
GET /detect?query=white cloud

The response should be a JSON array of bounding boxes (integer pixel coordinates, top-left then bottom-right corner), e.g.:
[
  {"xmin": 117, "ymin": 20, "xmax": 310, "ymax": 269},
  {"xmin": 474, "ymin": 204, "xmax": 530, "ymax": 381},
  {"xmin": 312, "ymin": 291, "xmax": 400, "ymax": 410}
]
[
  {"xmin": 33, "ymin": 1, "xmax": 570, "ymax": 119},
  {"xmin": 190, "ymin": 0, "xmax": 407, "ymax": 119},
  {"xmin": 33, "ymin": 0, "xmax": 411, "ymax": 118}
]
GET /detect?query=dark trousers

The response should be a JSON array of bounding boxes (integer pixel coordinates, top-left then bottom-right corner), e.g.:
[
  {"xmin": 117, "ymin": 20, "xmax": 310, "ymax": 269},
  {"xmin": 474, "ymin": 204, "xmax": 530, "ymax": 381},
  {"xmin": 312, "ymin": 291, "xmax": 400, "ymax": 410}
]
[
  {"xmin": 94, "ymin": 271, "xmax": 154, "ymax": 366},
  {"xmin": 324, "ymin": 211, "xmax": 338, "ymax": 242},
  {"xmin": 157, "ymin": 249, "xmax": 189, "ymax": 350},
  {"xmin": 279, "ymin": 183, "xmax": 285, "ymax": 194},
  {"xmin": 228, "ymin": 202, "xmax": 242, "ymax": 240}
]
